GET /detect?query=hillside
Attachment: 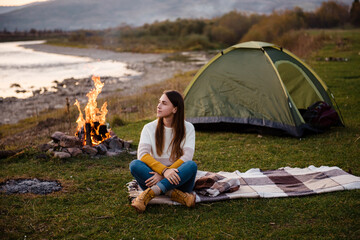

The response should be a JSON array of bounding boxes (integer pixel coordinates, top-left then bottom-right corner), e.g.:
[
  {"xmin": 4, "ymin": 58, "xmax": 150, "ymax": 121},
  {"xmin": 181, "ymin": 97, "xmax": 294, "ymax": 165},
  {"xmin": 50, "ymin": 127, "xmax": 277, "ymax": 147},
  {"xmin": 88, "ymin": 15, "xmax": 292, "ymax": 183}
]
[{"xmin": 0, "ymin": 0, "xmax": 353, "ymax": 31}]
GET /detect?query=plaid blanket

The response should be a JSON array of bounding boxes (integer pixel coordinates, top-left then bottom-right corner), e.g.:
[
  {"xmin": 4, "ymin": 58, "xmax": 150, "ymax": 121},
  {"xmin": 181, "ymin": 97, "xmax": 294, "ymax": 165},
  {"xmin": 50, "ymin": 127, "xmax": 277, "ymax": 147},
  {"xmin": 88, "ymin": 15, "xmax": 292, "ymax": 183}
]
[{"xmin": 126, "ymin": 165, "xmax": 360, "ymax": 205}]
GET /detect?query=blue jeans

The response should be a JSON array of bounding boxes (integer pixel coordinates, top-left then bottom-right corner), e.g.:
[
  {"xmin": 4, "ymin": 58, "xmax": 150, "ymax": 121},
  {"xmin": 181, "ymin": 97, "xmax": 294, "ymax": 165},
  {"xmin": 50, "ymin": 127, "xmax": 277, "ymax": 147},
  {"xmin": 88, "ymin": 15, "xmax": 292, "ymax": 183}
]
[{"xmin": 129, "ymin": 159, "xmax": 197, "ymax": 193}]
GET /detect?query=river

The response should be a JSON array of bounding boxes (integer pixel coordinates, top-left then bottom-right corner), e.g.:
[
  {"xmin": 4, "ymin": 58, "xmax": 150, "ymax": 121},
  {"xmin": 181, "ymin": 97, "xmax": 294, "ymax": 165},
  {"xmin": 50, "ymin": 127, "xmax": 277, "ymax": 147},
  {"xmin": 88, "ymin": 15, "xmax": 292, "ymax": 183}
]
[{"xmin": 0, "ymin": 40, "xmax": 140, "ymax": 99}]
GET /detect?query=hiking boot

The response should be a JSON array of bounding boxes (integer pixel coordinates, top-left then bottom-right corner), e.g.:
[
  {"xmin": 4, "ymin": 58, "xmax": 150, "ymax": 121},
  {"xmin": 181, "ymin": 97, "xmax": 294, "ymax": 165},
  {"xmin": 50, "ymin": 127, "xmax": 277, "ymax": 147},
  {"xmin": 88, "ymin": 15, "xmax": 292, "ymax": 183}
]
[
  {"xmin": 131, "ymin": 188, "xmax": 155, "ymax": 213},
  {"xmin": 170, "ymin": 189, "xmax": 196, "ymax": 207}
]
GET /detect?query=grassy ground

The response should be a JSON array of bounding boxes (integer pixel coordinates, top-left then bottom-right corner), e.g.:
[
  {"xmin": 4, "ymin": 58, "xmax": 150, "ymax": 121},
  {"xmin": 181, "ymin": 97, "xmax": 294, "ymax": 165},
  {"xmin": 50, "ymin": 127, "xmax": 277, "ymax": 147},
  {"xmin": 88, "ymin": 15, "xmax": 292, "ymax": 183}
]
[{"xmin": 1, "ymin": 29, "xmax": 360, "ymax": 239}]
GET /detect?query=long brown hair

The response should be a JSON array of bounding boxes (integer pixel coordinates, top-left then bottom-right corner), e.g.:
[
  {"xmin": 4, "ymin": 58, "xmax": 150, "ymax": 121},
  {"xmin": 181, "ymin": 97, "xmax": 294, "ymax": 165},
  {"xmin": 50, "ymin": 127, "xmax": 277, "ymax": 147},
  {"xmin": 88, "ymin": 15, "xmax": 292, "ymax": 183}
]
[{"xmin": 155, "ymin": 90, "xmax": 185, "ymax": 162}]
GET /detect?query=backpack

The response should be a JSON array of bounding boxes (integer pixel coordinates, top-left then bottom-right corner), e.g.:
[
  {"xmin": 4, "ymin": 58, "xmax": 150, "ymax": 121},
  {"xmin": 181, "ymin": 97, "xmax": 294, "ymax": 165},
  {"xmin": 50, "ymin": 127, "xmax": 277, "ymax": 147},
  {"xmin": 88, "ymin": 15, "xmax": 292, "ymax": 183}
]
[{"xmin": 302, "ymin": 101, "xmax": 340, "ymax": 129}]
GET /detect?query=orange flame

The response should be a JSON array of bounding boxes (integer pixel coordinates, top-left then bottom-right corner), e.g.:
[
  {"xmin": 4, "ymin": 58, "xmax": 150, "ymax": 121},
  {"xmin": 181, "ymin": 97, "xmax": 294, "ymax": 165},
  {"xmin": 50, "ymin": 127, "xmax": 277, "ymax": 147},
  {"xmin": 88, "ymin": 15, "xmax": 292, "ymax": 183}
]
[
  {"xmin": 84, "ymin": 76, "xmax": 105, "ymax": 123},
  {"xmin": 74, "ymin": 76, "xmax": 110, "ymax": 146},
  {"xmin": 74, "ymin": 99, "xmax": 85, "ymax": 133}
]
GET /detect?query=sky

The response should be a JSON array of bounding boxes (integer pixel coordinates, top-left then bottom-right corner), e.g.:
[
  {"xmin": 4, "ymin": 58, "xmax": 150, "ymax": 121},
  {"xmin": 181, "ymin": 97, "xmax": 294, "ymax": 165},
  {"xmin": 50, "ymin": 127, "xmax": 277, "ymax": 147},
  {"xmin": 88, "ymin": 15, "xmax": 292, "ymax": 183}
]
[{"xmin": 0, "ymin": 0, "xmax": 48, "ymax": 6}]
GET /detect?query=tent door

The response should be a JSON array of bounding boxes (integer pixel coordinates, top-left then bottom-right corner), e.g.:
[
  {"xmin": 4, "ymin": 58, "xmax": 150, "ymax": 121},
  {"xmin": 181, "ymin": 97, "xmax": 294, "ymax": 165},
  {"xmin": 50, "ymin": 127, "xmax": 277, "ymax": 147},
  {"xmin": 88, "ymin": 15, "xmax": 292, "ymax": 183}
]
[{"xmin": 275, "ymin": 61, "xmax": 324, "ymax": 114}]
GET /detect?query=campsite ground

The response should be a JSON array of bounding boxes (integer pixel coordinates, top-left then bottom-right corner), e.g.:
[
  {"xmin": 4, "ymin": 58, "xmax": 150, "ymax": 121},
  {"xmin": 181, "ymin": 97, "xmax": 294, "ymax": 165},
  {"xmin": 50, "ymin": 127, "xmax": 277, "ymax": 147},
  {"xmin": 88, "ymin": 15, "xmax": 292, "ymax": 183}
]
[{"xmin": 0, "ymin": 29, "xmax": 359, "ymax": 239}]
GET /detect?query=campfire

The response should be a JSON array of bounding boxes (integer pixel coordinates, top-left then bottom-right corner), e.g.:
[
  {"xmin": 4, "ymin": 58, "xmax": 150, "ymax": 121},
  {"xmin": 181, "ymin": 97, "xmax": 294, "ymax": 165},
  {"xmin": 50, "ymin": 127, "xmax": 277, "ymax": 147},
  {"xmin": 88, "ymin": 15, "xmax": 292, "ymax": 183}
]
[
  {"xmin": 74, "ymin": 76, "xmax": 110, "ymax": 146},
  {"xmin": 38, "ymin": 76, "xmax": 135, "ymax": 159}
]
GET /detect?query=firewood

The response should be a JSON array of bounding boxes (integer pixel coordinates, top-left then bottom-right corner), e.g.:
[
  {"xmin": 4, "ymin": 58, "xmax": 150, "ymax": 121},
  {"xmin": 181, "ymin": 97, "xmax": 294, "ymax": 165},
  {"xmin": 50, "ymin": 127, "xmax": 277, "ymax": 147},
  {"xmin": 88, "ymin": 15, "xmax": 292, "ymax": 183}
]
[
  {"xmin": 85, "ymin": 123, "xmax": 92, "ymax": 146},
  {"xmin": 99, "ymin": 125, "xmax": 108, "ymax": 138}
]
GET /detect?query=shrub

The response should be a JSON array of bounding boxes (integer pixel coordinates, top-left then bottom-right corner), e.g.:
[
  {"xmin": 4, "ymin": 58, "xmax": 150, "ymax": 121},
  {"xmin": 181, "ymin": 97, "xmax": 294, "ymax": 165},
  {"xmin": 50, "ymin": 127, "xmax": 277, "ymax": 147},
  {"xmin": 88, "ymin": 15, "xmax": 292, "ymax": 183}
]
[
  {"xmin": 111, "ymin": 115, "xmax": 126, "ymax": 127},
  {"xmin": 182, "ymin": 34, "xmax": 213, "ymax": 50},
  {"xmin": 241, "ymin": 9, "xmax": 306, "ymax": 43},
  {"xmin": 276, "ymin": 30, "xmax": 329, "ymax": 58}
]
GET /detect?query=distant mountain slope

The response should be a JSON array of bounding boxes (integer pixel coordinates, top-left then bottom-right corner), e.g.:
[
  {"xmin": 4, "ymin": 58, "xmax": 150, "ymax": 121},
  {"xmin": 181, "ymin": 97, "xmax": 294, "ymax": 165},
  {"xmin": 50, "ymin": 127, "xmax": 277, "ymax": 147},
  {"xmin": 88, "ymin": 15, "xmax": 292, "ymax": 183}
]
[
  {"xmin": 0, "ymin": 6, "xmax": 23, "ymax": 14},
  {"xmin": 0, "ymin": 0, "xmax": 353, "ymax": 31}
]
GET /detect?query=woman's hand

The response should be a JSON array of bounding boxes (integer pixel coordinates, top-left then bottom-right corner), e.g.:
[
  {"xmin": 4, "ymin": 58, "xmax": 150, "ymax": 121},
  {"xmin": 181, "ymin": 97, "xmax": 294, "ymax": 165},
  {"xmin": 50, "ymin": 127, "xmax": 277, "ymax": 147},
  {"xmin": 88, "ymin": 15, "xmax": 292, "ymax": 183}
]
[
  {"xmin": 145, "ymin": 172, "xmax": 164, "ymax": 187},
  {"xmin": 163, "ymin": 168, "xmax": 181, "ymax": 185}
]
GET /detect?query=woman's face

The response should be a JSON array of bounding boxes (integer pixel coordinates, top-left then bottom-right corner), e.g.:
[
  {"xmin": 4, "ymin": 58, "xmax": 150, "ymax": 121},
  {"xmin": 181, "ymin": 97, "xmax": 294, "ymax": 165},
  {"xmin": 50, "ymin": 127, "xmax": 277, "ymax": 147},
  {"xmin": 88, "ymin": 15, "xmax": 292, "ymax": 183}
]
[{"xmin": 157, "ymin": 94, "xmax": 177, "ymax": 118}]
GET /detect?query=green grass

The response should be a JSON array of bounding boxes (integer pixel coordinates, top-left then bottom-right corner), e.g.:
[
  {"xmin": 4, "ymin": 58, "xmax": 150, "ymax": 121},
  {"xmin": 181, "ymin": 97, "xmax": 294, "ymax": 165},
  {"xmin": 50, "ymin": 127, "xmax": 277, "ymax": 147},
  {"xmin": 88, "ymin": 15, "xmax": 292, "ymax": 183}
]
[{"xmin": 1, "ymin": 29, "xmax": 360, "ymax": 239}]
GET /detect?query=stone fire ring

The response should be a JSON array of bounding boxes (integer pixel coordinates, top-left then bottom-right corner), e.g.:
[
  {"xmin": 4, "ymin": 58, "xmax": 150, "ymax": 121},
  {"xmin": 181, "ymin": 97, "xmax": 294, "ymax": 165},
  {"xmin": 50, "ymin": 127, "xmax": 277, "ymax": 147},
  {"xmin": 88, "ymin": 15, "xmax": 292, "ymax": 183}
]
[{"xmin": 0, "ymin": 178, "xmax": 62, "ymax": 195}]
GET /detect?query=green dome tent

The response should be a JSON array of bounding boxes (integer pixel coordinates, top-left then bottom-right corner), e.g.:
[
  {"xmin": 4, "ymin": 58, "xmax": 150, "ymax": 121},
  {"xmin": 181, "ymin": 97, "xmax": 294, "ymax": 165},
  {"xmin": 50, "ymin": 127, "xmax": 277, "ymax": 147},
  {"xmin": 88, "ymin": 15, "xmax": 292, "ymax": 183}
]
[{"xmin": 184, "ymin": 41, "xmax": 343, "ymax": 137}]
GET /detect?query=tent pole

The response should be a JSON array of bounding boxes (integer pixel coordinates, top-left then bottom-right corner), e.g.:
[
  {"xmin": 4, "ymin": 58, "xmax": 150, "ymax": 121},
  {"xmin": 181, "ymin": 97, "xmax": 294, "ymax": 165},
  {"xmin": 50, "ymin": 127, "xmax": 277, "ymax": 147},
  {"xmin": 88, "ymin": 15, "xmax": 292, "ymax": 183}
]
[{"xmin": 329, "ymin": 90, "xmax": 346, "ymax": 127}]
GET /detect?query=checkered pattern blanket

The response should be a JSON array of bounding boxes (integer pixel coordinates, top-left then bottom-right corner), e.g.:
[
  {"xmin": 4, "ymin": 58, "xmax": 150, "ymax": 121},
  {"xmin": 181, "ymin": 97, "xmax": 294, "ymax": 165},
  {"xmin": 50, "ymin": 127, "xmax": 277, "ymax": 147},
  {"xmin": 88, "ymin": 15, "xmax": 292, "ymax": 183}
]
[{"xmin": 126, "ymin": 165, "xmax": 360, "ymax": 205}]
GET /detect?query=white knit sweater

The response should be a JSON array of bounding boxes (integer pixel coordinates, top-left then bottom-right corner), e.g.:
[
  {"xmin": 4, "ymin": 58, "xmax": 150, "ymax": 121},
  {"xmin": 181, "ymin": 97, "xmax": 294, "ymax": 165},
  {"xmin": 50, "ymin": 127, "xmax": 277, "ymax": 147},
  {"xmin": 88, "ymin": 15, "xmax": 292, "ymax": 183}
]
[{"xmin": 137, "ymin": 119, "xmax": 195, "ymax": 167}]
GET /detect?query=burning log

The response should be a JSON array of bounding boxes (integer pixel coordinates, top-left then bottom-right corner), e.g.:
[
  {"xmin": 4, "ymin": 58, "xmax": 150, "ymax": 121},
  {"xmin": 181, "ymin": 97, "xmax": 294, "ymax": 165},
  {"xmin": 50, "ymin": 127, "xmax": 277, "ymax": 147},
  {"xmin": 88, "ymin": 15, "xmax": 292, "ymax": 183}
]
[
  {"xmin": 99, "ymin": 124, "xmax": 108, "ymax": 138},
  {"xmin": 85, "ymin": 123, "xmax": 92, "ymax": 146},
  {"xmin": 93, "ymin": 122, "xmax": 100, "ymax": 133},
  {"xmin": 82, "ymin": 122, "xmax": 109, "ymax": 146}
]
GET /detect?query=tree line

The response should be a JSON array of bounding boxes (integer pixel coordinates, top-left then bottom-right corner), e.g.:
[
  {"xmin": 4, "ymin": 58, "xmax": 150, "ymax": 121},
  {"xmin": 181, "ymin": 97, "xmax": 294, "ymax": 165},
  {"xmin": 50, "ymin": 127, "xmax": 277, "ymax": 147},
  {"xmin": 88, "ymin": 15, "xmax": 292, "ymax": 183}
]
[{"xmin": 113, "ymin": 0, "xmax": 358, "ymax": 52}]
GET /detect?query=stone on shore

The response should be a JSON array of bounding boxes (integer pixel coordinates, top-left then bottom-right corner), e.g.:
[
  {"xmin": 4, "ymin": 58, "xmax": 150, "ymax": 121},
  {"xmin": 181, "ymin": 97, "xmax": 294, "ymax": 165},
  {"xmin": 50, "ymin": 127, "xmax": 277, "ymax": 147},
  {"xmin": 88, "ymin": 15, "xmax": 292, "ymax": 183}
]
[
  {"xmin": 38, "ymin": 143, "xmax": 52, "ymax": 152},
  {"xmin": 124, "ymin": 140, "xmax": 133, "ymax": 149},
  {"xmin": 96, "ymin": 144, "xmax": 108, "ymax": 155},
  {"xmin": 108, "ymin": 137, "xmax": 123, "ymax": 151},
  {"xmin": 54, "ymin": 152, "xmax": 71, "ymax": 159},
  {"xmin": 59, "ymin": 135, "xmax": 82, "ymax": 148},
  {"xmin": 51, "ymin": 131, "xmax": 66, "ymax": 142},
  {"xmin": 67, "ymin": 147, "xmax": 83, "ymax": 157},
  {"xmin": 82, "ymin": 145, "xmax": 98, "ymax": 156},
  {"xmin": 43, "ymin": 131, "xmax": 135, "ymax": 158}
]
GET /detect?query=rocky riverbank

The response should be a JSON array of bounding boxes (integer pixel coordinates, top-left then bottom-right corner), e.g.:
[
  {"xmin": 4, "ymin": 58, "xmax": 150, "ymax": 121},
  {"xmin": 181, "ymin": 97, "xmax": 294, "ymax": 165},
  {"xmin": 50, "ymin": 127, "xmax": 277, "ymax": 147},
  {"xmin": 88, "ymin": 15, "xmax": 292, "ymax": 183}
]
[{"xmin": 0, "ymin": 43, "xmax": 211, "ymax": 125}]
